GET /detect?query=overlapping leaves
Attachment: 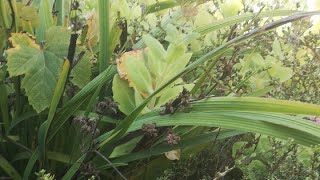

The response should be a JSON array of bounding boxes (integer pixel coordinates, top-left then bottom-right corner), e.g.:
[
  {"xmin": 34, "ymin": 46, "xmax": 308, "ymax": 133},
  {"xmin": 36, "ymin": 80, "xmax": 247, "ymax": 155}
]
[{"xmin": 113, "ymin": 26, "xmax": 196, "ymax": 115}]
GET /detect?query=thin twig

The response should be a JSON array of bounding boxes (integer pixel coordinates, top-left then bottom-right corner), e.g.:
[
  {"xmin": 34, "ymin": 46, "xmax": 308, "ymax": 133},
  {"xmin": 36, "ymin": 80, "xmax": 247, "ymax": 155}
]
[{"xmin": 94, "ymin": 150, "xmax": 128, "ymax": 180}]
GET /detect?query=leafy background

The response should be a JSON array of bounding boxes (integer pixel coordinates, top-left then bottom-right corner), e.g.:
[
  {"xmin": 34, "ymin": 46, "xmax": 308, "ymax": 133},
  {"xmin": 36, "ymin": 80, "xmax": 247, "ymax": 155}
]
[{"xmin": 1, "ymin": 0, "xmax": 320, "ymax": 179}]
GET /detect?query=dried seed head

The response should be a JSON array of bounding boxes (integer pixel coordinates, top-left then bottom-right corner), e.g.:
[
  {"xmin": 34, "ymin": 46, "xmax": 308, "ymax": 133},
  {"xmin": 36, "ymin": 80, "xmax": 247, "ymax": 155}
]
[
  {"xmin": 96, "ymin": 97, "xmax": 119, "ymax": 115},
  {"xmin": 166, "ymin": 130, "xmax": 181, "ymax": 145},
  {"xmin": 142, "ymin": 123, "xmax": 158, "ymax": 137}
]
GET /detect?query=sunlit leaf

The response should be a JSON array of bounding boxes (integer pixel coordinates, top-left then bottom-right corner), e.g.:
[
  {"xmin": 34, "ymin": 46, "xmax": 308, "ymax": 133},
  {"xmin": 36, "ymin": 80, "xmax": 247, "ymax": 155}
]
[
  {"xmin": 7, "ymin": 33, "xmax": 63, "ymax": 112},
  {"xmin": 7, "ymin": 27, "xmax": 91, "ymax": 112},
  {"xmin": 112, "ymin": 74, "xmax": 136, "ymax": 115}
]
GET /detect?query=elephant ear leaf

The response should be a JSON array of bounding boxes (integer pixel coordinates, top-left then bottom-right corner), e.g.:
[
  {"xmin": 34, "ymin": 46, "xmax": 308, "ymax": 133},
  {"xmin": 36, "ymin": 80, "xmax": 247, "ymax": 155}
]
[{"xmin": 7, "ymin": 33, "xmax": 63, "ymax": 113}]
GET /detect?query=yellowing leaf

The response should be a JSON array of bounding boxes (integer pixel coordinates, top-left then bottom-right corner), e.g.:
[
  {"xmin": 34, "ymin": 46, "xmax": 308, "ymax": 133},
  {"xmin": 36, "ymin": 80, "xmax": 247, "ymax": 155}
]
[
  {"xmin": 117, "ymin": 50, "xmax": 144, "ymax": 79},
  {"xmin": 18, "ymin": 3, "xmax": 40, "ymax": 25},
  {"xmin": 113, "ymin": 32, "xmax": 194, "ymax": 114},
  {"xmin": 86, "ymin": 12, "xmax": 99, "ymax": 51},
  {"xmin": 7, "ymin": 33, "xmax": 63, "ymax": 112},
  {"xmin": 7, "ymin": 27, "xmax": 92, "ymax": 112},
  {"xmin": 125, "ymin": 56, "xmax": 153, "ymax": 97},
  {"xmin": 165, "ymin": 149, "xmax": 181, "ymax": 161}
]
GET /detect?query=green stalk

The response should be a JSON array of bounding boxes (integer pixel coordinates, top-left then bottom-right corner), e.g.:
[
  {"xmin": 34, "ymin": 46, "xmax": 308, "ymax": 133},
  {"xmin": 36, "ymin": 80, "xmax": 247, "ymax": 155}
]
[
  {"xmin": 0, "ymin": 84, "xmax": 9, "ymax": 133},
  {"xmin": 0, "ymin": 1, "xmax": 11, "ymax": 29},
  {"xmin": 98, "ymin": 0, "xmax": 110, "ymax": 73},
  {"xmin": 10, "ymin": 0, "xmax": 19, "ymax": 32},
  {"xmin": 55, "ymin": 0, "xmax": 64, "ymax": 26},
  {"xmin": 36, "ymin": 0, "xmax": 53, "ymax": 42},
  {"xmin": 191, "ymin": 55, "xmax": 222, "ymax": 95}
]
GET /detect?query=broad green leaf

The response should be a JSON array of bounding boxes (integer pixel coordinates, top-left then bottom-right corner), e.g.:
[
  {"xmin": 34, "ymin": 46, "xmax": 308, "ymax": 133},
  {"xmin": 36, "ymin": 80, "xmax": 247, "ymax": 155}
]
[
  {"xmin": 165, "ymin": 24, "xmax": 183, "ymax": 43},
  {"xmin": 7, "ymin": 27, "xmax": 92, "ymax": 112},
  {"xmin": 45, "ymin": 27, "xmax": 69, "ymax": 58},
  {"xmin": 146, "ymin": 47, "xmax": 166, "ymax": 78},
  {"xmin": 142, "ymin": 35, "xmax": 166, "ymax": 61},
  {"xmin": 112, "ymin": 74, "xmax": 136, "ymax": 115},
  {"xmin": 162, "ymin": 53, "xmax": 192, "ymax": 84},
  {"xmin": 46, "ymin": 27, "xmax": 92, "ymax": 88},
  {"xmin": 125, "ymin": 56, "xmax": 154, "ymax": 96},
  {"xmin": 156, "ymin": 85, "xmax": 183, "ymax": 108},
  {"xmin": 114, "ymin": 31, "xmax": 193, "ymax": 115},
  {"xmin": 7, "ymin": 33, "xmax": 63, "ymax": 113},
  {"xmin": 166, "ymin": 43, "xmax": 186, "ymax": 64},
  {"xmin": 70, "ymin": 52, "xmax": 92, "ymax": 88}
]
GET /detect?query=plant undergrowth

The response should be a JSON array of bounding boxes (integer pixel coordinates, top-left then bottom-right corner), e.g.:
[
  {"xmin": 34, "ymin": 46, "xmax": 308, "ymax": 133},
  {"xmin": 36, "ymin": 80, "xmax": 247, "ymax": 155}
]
[{"xmin": 1, "ymin": 0, "xmax": 320, "ymax": 179}]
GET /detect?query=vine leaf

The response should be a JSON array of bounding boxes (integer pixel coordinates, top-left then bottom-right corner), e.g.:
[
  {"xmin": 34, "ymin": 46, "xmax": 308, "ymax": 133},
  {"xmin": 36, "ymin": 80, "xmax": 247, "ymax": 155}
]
[
  {"xmin": 7, "ymin": 33, "xmax": 63, "ymax": 113},
  {"xmin": 45, "ymin": 27, "xmax": 92, "ymax": 88},
  {"xmin": 7, "ymin": 27, "xmax": 91, "ymax": 113}
]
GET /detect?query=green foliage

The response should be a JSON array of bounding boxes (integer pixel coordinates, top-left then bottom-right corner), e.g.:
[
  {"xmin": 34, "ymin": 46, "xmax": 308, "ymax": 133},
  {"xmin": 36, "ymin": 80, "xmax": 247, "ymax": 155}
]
[
  {"xmin": 113, "ymin": 31, "xmax": 195, "ymax": 115},
  {"xmin": 1, "ymin": 0, "xmax": 320, "ymax": 179},
  {"xmin": 6, "ymin": 27, "xmax": 91, "ymax": 112},
  {"xmin": 233, "ymin": 135, "xmax": 320, "ymax": 179},
  {"xmin": 7, "ymin": 32, "xmax": 63, "ymax": 113}
]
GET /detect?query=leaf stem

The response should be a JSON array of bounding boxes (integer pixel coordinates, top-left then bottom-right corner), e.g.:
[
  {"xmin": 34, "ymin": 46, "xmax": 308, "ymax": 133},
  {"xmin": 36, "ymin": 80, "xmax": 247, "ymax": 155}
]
[{"xmin": 98, "ymin": 0, "xmax": 110, "ymax": 73}]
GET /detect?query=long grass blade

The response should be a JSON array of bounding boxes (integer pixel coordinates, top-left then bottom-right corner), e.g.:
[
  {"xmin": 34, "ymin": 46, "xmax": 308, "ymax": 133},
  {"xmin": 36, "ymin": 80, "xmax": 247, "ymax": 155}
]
[
  {"xmin": 195, "ymin": 10, "xmax": 300, "ymax": 35},
  {"xmin": 38, "ymin": 59, "xmax": 70, "ymax": 157},
  {"xmin": 112, "ymin": 129, "xmax": 242, "ymax": 163},
  {"xmin": 0, "ymin": 154, "xmax": 21, "ymax": 180},
  {"xmin": 23, "ymin": 148, "xmax": 40, "ymax": 180},
  {"xmin": 98, "ymin": 0, "xmax": 110, "ymax": 72},
  {"xmin": 61, "ymin": 154, "xmax": 86, "ymax": 180}
]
